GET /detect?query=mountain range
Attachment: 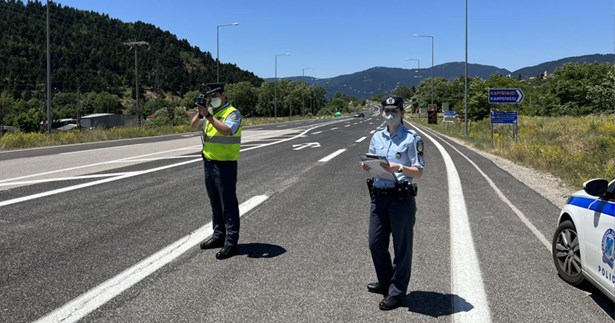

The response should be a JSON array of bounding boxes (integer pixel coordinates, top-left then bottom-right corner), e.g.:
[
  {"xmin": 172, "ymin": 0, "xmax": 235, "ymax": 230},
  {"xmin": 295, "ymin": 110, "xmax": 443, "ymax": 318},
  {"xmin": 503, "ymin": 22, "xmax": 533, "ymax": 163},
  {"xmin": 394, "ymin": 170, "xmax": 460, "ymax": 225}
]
[{"xmin": 271, "ymin": 54, "xmax": 615, "ymax": 99}]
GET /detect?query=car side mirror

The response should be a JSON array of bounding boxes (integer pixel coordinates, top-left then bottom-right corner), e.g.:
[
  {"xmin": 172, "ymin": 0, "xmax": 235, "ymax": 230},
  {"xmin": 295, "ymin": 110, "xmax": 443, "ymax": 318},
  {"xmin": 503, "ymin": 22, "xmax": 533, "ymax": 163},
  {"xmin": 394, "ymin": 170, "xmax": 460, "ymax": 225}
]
[
  {"xmin": 605, "ymin": 179, "xmax": 615, "ymax": 200},
  {"xmin": 583, "ymin": 178, "xmax": 608, "ymax": 197}
]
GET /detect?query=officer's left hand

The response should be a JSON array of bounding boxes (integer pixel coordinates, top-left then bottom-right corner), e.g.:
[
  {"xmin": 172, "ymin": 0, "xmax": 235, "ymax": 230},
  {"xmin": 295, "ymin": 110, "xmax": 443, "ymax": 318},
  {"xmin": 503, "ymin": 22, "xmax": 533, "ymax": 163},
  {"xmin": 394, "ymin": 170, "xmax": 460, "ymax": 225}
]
[{"xmin": 380, "ymin": 162, "xmax": 401, "ymax": 174}]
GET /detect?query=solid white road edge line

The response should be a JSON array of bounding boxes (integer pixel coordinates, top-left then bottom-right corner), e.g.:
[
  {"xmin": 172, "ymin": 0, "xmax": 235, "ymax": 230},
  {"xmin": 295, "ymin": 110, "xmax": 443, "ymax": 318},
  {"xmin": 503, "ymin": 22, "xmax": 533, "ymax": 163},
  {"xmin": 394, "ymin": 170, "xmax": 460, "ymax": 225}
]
[
  {"xmin": 33, "ymin": 194, "xmax": 269, "ymax": 323},
  {"xmin": 427, "ymin": 130, "xmax": 551, "ymax": 252},
  {"xmin": 415, "ymin": 128, "xmax": 492, "ymax": 323},
  {"xmin": 318, "ymin": 149, "xmax": 346, "ymax": 163}
]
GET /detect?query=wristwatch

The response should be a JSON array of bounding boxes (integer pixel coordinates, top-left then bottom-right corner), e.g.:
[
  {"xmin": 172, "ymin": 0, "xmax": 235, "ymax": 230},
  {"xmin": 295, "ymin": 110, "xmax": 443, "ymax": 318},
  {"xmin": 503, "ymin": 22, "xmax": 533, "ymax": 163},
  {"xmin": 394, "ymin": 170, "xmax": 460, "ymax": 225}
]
[{"xmin": 397, "ymin": 165, "xmax": 404, "ymax": 173}]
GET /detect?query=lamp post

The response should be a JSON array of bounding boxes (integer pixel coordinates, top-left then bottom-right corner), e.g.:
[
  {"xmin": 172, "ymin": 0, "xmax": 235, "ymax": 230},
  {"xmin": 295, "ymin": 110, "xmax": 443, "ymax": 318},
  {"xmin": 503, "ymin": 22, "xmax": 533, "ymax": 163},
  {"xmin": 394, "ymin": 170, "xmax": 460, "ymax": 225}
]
[
  {"xmin": 412, "ymin": 34, "xmax": 434, "ymax": 105},
  {"xmin": 464, "ymin": 0, "xmax": 469, "ymax": 137},
  {"xmin": 302, "ymin": 67, "xmax": 314, "ymax": 116},
  {"xmin": 216, "ymin": 22, "xmax": 239, "ymax": 82},
  {"xmin": 274, "ymin": 52, "xmax": 290, "ymax": 119},
  {"xmin": 405, "ymin": 58, "xmax": 421, "ymax": 113}
]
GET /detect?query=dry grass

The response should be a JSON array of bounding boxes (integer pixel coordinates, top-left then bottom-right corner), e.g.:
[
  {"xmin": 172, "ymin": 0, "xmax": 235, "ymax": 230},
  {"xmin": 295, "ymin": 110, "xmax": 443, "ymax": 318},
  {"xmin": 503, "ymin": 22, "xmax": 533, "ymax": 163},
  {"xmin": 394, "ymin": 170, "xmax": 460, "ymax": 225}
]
[{"xmin": 410, "ymin": 114, "xmax": 615, "ymax": 189}]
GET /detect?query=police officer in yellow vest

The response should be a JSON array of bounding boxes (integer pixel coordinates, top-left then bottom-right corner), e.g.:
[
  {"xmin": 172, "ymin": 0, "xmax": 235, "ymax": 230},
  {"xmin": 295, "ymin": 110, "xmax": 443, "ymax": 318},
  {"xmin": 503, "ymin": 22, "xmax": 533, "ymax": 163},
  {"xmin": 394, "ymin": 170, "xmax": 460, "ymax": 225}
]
[{"xmin": 190, "ymin": 83, "xmax": 242, "ymax": 260}]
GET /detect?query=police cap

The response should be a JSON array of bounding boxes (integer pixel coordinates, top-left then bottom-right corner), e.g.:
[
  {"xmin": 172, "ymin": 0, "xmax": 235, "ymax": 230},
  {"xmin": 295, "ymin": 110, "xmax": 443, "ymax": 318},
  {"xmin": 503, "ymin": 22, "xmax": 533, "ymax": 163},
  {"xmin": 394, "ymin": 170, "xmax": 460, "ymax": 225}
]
[
  {"xmin": 381, "ymin": 95, "xmax": 404, "ymax": 110},
  {"xmin": 201, "ymin": 83, "xmax": 225, "ymax": 96}
]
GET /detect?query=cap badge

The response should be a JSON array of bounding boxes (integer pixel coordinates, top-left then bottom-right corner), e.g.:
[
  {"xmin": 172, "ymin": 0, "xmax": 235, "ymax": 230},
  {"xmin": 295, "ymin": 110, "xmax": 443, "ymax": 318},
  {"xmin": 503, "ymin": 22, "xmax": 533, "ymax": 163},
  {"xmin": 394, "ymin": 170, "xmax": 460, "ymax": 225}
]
[{"xmin": 386, "ymin": 97, "xmax": 396, "ymax": 105}]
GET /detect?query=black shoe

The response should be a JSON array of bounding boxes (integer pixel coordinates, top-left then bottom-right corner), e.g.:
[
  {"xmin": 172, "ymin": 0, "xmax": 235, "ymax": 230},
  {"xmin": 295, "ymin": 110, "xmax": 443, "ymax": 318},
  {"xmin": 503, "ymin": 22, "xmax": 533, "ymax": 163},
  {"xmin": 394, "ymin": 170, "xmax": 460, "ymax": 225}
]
[
  {"xmin": 379, "ymin": 295, "xmax": 401, "ymax": 311},
  {"xmin": 215, "ymin": 246, "xmax": 237, "ymax": 260},
  {"xmin": 367, "ymin": 282, "xmax": 388, "ymax": 295},
  {"xmin": 200, "ymin": 238, "xmax": 224, "ymax": 250}
]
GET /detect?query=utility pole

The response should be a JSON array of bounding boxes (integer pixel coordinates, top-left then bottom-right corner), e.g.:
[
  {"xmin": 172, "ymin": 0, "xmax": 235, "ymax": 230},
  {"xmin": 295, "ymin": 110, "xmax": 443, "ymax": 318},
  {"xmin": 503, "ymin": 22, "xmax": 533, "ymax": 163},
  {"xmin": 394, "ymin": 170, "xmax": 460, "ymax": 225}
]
[{"xmin": 123, "ymin": 41, "xmax": 149, "ymax": 126}]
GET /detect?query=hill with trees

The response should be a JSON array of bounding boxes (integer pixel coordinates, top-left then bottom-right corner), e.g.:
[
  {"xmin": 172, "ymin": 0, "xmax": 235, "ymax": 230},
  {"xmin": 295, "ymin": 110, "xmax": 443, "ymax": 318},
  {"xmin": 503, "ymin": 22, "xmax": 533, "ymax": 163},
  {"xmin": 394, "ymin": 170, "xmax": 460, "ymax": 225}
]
[{"xmin": 0, "ymin": 0, "xmax": 612, "ymax": 134}]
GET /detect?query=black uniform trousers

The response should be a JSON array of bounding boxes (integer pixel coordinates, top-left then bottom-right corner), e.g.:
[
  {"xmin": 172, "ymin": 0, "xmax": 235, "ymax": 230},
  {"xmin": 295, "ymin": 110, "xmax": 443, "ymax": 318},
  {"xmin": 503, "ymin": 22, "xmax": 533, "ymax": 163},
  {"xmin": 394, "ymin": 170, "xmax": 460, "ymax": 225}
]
[
  {"xmin": 368, "ymin": 194, "xmax": 416, "ymax": 298},
  {"xmin": 203, "ymin": 158, "xmax": 240, "ymax": 247}
]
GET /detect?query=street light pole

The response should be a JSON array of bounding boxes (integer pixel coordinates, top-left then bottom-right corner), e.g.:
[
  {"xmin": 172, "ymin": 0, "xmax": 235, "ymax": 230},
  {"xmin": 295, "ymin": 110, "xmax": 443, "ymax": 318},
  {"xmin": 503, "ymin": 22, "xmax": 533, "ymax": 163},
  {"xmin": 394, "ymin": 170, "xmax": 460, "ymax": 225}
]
[
  {"xmin": 302, "ymin": 67, "xmax": 314, "ymax": 116},
  {"xmin": 216, "ymin": 22, "xmax": 239, "ymax": 83},
  {"xmin": 412, "ymin": 34, "xmax": 435, "ymax": 105},
  {"xmin": 464, "ymin": 0, "xmax": 469, "ymax": 137},
  {"xmin": 46, "ymin": 0, "xmax": 52, "ymax": 134},
  {"xmin": 405, "ymin": 58, "xmax": 421, "ymax": 113},
  {"xmin": 274, "ymin": 52, "xmax": 290, "ymax": 119}
]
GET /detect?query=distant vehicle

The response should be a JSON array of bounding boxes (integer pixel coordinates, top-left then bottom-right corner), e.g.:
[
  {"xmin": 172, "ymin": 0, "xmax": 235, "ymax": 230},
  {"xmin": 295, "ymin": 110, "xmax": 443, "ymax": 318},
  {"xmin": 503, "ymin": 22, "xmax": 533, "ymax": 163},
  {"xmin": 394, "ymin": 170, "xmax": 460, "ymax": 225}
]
[
  {"xmin": 353, "ymin": 112, "xmax": 365, "ymax": 118},
  {"xmin": 552, "ymin": 178, "xmax": 615, "ymax": 302}
]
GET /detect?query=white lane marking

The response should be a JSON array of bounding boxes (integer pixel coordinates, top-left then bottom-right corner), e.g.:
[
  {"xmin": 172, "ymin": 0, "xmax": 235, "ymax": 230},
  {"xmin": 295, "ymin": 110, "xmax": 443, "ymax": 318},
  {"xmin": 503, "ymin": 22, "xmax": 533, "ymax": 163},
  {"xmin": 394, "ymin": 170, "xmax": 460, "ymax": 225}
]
[
  {"xmin": 369, "ymin": 130, "xmax": 376, "ymax": 134},
  {"xmin": 415, "ymin": 128, "xmax": 492, "ymax": 323},
  {"xmin": 0, "ymin": 173, "xmax": 138, "ymax": 186},
  {"xmin": 330, "ymin": 127, "xmax": 338, "ymax": 130},
  {"xmin": 0, "ymin": 123, "xmax": 336, "ymax": 206},
  {"xmin": 344, "ymin": 125, "xmax": 350, "ymax": 127},
  {"xmin": 34, "ymin": 195, "xmax": 269, "ymax": 323},
  {"xmin": 292, "ymin": 142, "xmax": 321, "ymax": 150},
  {"xmin": 60, "ymin": 144, "xmax": 143, "ymax": 155},
  {"xmin": 0, "ymin": 159, "xmax": 201, "ymax": 207},
  {"xmin": 427, "ymin": 130, "xmax": 551, "ymax": 252},
  {"xmin": 355, "ymin": 136, "xmax": 367, "ymax": 143},
  {"xmin": 311, "ymin": 131, "xmax": 323, "ymax": 135},
  {"xmin": 318, "ymin": 149, "xmax": 346, "ymax": 163},
  {"xmin": 0, "ymin": 146, "xmax": 203, "ymax": 184}
]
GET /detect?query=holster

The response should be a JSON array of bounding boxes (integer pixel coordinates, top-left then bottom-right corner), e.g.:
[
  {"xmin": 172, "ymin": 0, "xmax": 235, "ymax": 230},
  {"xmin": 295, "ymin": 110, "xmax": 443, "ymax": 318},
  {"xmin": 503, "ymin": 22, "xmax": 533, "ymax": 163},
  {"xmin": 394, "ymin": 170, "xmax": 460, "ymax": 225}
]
[{"xmin": 366, "ymin": 178, "xmax": 375, "ymax": 200}]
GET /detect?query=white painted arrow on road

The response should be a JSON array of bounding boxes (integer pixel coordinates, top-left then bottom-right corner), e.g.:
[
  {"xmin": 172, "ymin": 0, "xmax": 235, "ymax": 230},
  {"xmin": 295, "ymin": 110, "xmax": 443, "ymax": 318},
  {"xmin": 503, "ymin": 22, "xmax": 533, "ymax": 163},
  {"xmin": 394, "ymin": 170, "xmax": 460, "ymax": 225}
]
[{"xmin": 292, "ymin": 142, "xmax": 321, "ymax": 150}]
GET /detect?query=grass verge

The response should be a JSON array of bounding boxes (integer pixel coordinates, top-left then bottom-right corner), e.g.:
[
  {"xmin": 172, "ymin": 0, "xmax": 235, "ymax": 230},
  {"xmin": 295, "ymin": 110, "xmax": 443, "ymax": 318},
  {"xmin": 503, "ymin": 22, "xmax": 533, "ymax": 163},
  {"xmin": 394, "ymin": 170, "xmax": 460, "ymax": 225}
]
[{"xmin": 409, "ymin": 113, "xmax": 615, "ymax": 190}]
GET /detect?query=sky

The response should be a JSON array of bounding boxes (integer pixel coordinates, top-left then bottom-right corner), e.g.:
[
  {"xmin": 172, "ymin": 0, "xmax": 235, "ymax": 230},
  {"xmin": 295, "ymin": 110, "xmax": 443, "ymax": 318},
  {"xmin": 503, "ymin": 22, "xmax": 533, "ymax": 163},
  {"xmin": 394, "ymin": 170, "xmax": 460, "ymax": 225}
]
[{"xmin": 44, "ymin": 0, "xmax": 615, "ymax": 80}]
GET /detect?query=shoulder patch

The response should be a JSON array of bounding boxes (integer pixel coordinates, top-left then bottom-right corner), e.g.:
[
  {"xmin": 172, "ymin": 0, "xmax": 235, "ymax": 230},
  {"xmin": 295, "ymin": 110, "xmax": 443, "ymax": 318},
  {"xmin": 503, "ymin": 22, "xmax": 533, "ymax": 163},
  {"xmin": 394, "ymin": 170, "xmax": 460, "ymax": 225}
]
[
  {"xmin": 416, "ymin": 139, "xmax": 424, "ymax": 154},
  {"xmin": 416, "ymin": 139, "xmax": 425, "ymax": 167}
]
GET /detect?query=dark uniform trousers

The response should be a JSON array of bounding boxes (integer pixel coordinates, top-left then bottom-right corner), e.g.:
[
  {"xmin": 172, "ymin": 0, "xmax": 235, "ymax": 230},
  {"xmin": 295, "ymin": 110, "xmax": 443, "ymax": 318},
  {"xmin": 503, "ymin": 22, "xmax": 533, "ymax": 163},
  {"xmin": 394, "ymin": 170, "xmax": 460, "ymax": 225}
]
[
  {"xmin": 368, "ymin": 195, "xmax": 416, "ymax": 298},
  {"xmin": 203, "ymin": 159, "xmax": 240, "ymax": 247}
]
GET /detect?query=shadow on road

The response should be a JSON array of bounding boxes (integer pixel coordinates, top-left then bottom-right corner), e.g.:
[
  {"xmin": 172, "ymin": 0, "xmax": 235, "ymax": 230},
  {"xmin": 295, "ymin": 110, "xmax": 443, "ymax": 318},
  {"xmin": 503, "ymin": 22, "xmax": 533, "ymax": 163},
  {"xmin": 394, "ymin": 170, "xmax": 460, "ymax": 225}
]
[
  {"xmin": 403, "ymin": 290, "xmax": 473, "ymax": 317},
  {"xmin": 577, "ymin": 281, "xmax": 615, "ymax": 319},
  {"xmin": 237, "ymin": 243, "xmax": 286, "ymax": 258}
]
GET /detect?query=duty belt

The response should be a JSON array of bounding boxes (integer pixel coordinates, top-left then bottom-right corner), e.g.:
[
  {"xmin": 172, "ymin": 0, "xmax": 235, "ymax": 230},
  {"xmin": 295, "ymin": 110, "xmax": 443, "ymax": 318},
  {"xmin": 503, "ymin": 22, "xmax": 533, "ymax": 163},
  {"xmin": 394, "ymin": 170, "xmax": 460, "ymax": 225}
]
[{"xmin": 366, "ymin": 179, "xmax": 417, "ymax": 200}]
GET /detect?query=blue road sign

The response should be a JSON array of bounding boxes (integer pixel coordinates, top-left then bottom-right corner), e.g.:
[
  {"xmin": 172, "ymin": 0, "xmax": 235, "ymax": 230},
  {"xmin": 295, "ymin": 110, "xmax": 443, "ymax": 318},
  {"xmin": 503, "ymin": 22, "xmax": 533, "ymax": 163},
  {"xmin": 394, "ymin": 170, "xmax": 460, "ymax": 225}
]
[
  {"xmin": 443, "ymin": 111, "xmax": 456, "ymax": 116},
  {"xmin": 491, "ymin": 110, "xmax": 518, "ymax": 124},
  {"xmin": 488, "ymin": 88, "xmax": 525, "ymax": 104}
]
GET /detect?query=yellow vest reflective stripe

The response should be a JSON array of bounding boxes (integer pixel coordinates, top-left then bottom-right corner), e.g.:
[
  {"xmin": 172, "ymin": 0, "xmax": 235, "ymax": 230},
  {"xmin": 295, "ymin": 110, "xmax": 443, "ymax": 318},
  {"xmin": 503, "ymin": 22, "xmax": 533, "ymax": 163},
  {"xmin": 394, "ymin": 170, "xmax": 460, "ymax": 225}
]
[{"xmin": 202, "ymin": 105, "xmax": 241, "ymax": 161}]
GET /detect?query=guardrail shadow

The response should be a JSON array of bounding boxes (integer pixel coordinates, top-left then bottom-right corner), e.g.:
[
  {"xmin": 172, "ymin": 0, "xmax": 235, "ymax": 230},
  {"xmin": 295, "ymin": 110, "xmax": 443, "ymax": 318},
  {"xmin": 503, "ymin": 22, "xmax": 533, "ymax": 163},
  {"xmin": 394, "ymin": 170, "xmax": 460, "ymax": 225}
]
[
  {"xmin": 403, "ymin": 291, "xmax": 473, "ymax": 317},
  {"xmin": 237, "ymin": 243, "xmax": 286, "ymax": 259}
]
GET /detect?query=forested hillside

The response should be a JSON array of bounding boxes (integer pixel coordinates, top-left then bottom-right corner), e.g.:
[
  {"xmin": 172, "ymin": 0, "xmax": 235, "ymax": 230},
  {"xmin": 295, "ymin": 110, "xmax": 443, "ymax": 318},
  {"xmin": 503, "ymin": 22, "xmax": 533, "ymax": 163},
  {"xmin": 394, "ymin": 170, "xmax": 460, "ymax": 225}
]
[{"xmin": 0, "ymin": 0, "xmax": 262, "ymax": 99}]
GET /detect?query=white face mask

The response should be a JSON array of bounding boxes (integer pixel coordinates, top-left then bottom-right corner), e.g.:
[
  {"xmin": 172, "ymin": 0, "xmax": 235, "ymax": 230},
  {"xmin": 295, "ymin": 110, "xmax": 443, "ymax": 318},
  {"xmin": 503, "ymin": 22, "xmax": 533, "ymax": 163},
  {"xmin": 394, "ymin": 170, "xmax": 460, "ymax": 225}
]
[
  {"xmin": 209, "ymin": 97, "xmax": 222, "ymax": 108},
  {"xmin": 383, "ymin": 111, "xmax": 401, "ymax": 126}
]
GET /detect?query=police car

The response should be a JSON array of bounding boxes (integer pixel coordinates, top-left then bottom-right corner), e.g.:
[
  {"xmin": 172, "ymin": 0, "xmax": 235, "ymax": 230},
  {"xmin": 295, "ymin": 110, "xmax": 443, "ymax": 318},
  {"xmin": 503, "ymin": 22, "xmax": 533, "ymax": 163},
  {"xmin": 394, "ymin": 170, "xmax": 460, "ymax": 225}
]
[{"xmin": 552, "ymin": 178, "xmax": 615, "ymax": 301}]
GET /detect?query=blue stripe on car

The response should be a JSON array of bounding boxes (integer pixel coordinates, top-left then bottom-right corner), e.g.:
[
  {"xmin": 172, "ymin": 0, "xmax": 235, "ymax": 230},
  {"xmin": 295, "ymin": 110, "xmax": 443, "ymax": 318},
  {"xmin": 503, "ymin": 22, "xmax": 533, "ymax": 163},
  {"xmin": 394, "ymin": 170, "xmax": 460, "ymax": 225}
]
[{"xmin": 567, "ymin": 196, "xmax": 615, "ymax": 217}]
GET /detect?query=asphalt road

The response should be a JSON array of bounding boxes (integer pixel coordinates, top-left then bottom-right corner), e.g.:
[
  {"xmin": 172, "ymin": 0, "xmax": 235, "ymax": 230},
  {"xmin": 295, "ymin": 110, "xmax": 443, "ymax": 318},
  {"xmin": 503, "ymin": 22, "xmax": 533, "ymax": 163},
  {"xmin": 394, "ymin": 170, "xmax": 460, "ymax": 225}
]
[{"xmin": 0, "ymin": 116, "xmax": 613, "ymax": 322}]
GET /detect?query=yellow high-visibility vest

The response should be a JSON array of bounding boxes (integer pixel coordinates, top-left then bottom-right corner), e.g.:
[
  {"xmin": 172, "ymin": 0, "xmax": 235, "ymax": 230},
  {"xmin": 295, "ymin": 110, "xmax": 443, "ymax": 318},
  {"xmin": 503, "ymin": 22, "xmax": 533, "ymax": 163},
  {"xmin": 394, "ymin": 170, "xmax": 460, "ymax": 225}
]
[{"xmin": 202, "ymin": 105, "xmax": 241, "ymax": 161}]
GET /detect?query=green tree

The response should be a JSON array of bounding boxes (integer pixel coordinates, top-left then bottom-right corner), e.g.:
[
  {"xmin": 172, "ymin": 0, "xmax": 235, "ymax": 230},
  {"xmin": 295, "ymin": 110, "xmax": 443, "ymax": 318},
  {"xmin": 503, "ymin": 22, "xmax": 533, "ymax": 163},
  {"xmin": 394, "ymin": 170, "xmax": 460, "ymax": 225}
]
[{"xmin": 226, "ymin": 81, "xmax": 259, "ymax": 117}]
